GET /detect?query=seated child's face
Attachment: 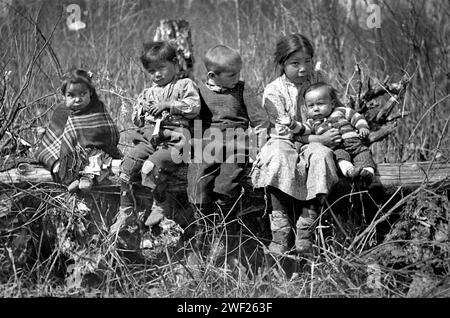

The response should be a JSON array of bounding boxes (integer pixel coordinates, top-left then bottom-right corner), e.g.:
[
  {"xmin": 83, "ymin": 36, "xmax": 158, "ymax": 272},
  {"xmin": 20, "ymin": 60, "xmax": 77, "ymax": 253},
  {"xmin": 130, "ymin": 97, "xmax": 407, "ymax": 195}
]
[
  {"xmin": 65, "ymin": 83, "xmax": 91, "ymax": 112},
  {"xmin": 212, "ymin": 68, "xmax": 241, "ymax": 89},
  {"xmin": 147, "ymin": 61, "xmax": 177, "ymax": 86},
  {"xmin": 304, "ymin": 86, "xmax": 334, "ymax": 120},
  {"xmin": 284, "ymin": 51, "xmax": 313, "ymax": 86}
]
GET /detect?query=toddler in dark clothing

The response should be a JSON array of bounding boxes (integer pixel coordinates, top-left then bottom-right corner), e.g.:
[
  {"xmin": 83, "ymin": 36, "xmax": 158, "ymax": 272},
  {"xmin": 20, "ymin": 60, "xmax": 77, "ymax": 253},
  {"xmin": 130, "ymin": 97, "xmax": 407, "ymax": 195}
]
[{"xmin": 186, "ymin": 45, "xmax": 266, "ymax": 265}]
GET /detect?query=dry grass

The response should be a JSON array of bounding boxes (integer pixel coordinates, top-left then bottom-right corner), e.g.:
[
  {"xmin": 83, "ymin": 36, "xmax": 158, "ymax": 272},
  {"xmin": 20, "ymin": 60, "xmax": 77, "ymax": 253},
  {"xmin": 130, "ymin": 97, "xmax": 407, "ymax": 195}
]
[{"xmin": 0, "ymin": 181, "xmax": 448, "ymax": 298}]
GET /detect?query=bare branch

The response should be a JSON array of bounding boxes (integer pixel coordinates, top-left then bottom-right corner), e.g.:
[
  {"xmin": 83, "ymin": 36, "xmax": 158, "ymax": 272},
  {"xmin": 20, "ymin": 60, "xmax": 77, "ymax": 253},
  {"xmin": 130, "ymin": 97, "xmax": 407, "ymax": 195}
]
[
  {"xmin": 0, "ymin": 15, "xmax": 60, "ymax": 140},
  {"xmin": 367, "ymin": 121, "xmax": 398, "ymax": 145}
]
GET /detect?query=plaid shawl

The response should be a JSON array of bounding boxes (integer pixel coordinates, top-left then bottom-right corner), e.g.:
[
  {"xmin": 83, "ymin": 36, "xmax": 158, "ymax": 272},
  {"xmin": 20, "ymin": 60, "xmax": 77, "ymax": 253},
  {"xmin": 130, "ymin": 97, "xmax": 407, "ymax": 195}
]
[{"xmin": 35, "ymin": 100, "xmax": 121, "ymax": 183}]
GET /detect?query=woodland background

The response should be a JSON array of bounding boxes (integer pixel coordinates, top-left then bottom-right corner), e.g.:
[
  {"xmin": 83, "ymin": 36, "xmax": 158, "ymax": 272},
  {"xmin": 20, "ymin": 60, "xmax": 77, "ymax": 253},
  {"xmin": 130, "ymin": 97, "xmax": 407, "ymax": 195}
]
[{"xmin": 0, "ymin": 0, "xmax": 448, "ymax": 162}]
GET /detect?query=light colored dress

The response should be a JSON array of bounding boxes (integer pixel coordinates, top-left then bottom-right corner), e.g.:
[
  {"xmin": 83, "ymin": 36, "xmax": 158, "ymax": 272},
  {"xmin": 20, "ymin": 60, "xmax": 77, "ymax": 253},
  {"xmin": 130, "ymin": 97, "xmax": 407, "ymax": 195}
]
[{"xmin": 251, "ymin": 73, "xmax": 339, "ymax": 201}]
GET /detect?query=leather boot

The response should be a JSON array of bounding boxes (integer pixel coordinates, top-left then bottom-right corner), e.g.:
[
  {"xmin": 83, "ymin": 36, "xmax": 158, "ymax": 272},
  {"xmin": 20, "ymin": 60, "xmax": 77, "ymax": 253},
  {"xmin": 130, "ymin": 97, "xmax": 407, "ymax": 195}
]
[
  {"xmin": 268, "ymin": 210, "xmax": 291, "ymax": 255},
  {"xmin": 110, "ymin": 181, "xmax": 136, "ymax": 234},
  {"xmin": 295, "ymin": 200, "xmax": 320, "ymax": 256},
  {"xmin": 145, "ymin": 199, "xmax": 172, "ymax": 226}
]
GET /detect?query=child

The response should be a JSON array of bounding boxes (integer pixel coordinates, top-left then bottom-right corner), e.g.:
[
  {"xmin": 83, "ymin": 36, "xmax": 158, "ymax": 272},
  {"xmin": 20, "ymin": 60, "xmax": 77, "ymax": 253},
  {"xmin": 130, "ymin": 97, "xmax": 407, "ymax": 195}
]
[
  {"xmin": 110, "ymin": 41, "xmax": 200, "ymax": 234},
  {"xmin": 251, "ymin": 34, "xmax": 340, "ymax": 259},
  {"xmin": 302, "ymin": 82, "xmax": 376, "ymax": 186},
  {"xmin": 35, "ymin": 69, "xmax": 122, "ymax": 192},
  {"xmin": 186, "ymin": 45, "xmax": 265, "ymax": 264}
]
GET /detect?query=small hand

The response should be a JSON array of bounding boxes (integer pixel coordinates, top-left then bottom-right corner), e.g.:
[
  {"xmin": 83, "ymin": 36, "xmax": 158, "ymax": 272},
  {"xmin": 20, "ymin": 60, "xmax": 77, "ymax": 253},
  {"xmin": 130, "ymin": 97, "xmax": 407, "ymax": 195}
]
[
  {"xmin": 321, "ymin": 128, "xmax": 342, "ymax": 147},
  {"xmin": 359, "ymin": 128, "xmax": 370, "ymax": 138},
  {"xmin": 148, "ymin": 102, "xmax": 169, "ymax": 117}
]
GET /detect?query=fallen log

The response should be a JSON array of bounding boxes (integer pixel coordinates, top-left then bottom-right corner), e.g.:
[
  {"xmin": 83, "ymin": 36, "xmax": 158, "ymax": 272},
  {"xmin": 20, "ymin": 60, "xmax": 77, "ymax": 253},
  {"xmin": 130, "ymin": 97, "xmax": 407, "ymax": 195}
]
[{"xmin": 1, "ymin": 160, "xmax": 449, "ymax": 191}]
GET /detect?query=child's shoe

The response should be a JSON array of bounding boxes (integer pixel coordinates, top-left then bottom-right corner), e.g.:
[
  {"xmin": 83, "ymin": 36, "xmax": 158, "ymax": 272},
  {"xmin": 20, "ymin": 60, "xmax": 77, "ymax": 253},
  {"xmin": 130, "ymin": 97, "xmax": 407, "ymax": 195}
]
[
  {"xmin": 79, "ymin": 176, "xmax": 93, "ymax": 192},
  {"xmin": 359, "ymin": 169, "xmax": 374, "ymax": 188},
  {"xmin": 295, "ymin": 230, "xmax": 314, "ymax": 258},
  {"xmin": 268, "ymin": 230, "xmax": 290, "ymax": 255},
  {"xmin": 110, "ymin": 206, "xmax": 134, "ymax": 234},
  {"xmin": 346, "ymin": 166, "xmax": 362, "ymax": 180},
  {"xmin": 67, "ymin": 180, "xmax": 79, "ymax": 193},
  {"xmin": 268, "ymin": 210, "xmax": 291, "ymax": 255},
  {"xmin": 295, "ymin": 205, "xmax": 318, "ymax": 259},
  {"xmin": 145, "ymin": 200, "xmax": 172, "ymax": 227}
]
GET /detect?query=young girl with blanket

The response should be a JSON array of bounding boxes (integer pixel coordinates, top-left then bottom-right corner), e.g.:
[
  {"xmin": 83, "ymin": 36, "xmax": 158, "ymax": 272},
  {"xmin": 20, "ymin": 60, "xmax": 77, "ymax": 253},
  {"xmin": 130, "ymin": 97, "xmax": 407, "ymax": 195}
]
[{"xmin": 35, "ymin": 69, "xmax": 122, "ymax": 192}]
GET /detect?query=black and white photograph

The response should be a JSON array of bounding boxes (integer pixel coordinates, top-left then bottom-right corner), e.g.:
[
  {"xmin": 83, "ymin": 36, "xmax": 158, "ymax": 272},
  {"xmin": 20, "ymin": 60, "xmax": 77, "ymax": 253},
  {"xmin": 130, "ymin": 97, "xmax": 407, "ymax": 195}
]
[{"xmin": 0, "ymin": 0, "xmax": 449, "ymax": 302}]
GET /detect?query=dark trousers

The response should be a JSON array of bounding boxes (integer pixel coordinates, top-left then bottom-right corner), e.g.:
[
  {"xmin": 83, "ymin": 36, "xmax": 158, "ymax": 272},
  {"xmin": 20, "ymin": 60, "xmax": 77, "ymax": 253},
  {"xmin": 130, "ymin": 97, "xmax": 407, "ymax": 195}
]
[
  {"xmin": 334, "ymin": 137, "xmax": 376, "ymax": 169},
  {"xmin": 187, "ymin": 129, "xmax": 248, "ymax": 205},
  {"xmin": 187, "ymin": 129, "xmax": 248, "ymax": 263},
  {"xmin": 187, "ymin": 161, "xmax": 245, "ymax": 205},
  {"xmin": 120, "ymin": 126, "xmax": 185, "ymax": 208}
]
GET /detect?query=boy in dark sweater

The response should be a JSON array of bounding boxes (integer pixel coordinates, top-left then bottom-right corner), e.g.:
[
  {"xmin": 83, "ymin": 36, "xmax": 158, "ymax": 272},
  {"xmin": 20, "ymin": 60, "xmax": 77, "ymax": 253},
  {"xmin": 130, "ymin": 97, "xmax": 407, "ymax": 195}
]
[{"xmin": 186, "ymin": 45, "xmax": 267, "ymax": 265}]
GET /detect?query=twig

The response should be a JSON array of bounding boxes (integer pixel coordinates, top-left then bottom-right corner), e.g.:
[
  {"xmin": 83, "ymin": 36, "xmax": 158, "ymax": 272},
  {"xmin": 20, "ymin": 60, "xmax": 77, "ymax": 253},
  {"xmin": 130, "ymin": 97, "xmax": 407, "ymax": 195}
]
[
  {"xmin": 423, "ymin": 114, "xmax": 450, "ymax": 186},
  {"xmin": 329, "ymin": 208, "xmax": 350, "ymax": 240},
  {"xmin": 406, "ymin": 94, "xmax": 450, "ymax": 144},
  {"xmin": 310, "ymin": 261, "xmax": 315, "ymax": 298},
  {"xmin": 348, "ymin": 187, "xmax": 421, "ymax": 251},
  {"xmin": 0, "ymin": 13, "xmax": 60, "ymax": 140},
  {"xmin": 99, "ymin": 88, "xmax": 136, "ymax": 102}
]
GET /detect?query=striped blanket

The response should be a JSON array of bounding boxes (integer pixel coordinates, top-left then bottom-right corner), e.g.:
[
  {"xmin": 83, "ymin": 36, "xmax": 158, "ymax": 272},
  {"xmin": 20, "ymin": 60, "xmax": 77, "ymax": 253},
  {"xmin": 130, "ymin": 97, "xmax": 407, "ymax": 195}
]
[{"xmin": 35, "ymin": 100, "xmax": 121, "ymax": 183}]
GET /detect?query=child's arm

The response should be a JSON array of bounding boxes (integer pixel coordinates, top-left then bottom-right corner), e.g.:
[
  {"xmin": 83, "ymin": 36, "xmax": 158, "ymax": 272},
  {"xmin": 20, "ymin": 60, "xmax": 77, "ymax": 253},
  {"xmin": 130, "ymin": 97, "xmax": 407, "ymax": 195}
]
[
  {"xmin": 290, "ymin": 118, "xmax": 312, "ymax": 136},
  {"xmin": 297, "ymin": 120, "xmax": 342, "ymax": 146},
  {"xmin": 263, "ymin": 88, "xmax": 304, "ymax": 139},
  {"xmin": 294, "ymin": 119, "xmax": 317, "ymax": 143},
  {"xmin": 342, "ymin": 107, "xmax": 370, "ymax": 138},
  {"xmin": 243, "ymin": 86, "xmax": 270, "ymax": 150},
  {"xmin": 148, "ymin": 79, "xmax": 200, "ymax": 118},
  {"xmin": 298, "ymin": 129, "xmax": 342, "ymax": 146},
  {"xmin": 167, "ymin": 79, "xmax": 200, "ymax": 119}
]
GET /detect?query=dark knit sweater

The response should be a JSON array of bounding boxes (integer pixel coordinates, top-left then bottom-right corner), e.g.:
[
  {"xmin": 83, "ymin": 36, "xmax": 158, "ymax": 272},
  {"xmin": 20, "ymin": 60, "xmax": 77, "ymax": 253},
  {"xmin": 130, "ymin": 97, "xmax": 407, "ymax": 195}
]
[{"xmin": 198, "ymin": 81, "xmax": 255, "ymax": 130}]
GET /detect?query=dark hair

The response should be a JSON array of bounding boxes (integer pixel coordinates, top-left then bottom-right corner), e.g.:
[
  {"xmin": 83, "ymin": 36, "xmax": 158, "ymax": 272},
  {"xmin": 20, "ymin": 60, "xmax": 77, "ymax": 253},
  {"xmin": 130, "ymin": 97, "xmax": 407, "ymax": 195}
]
[
  {"xmin": 203, "ymin": 45, "xmax": 242, "ymax": 74},
  {"xmin": 140, "ymin": 41, "xmax": 178, "ymax": 71},
  {"xmin": 61, "ymin": 69, "xmax": 99, "ymax": 102},
  {"xmin": 274, "ymin": 33, "xmax": 314, "ymax": 67},
  {"xmin": 303, "ymin": 82, "xmax": 343, "ymax": 107}
]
